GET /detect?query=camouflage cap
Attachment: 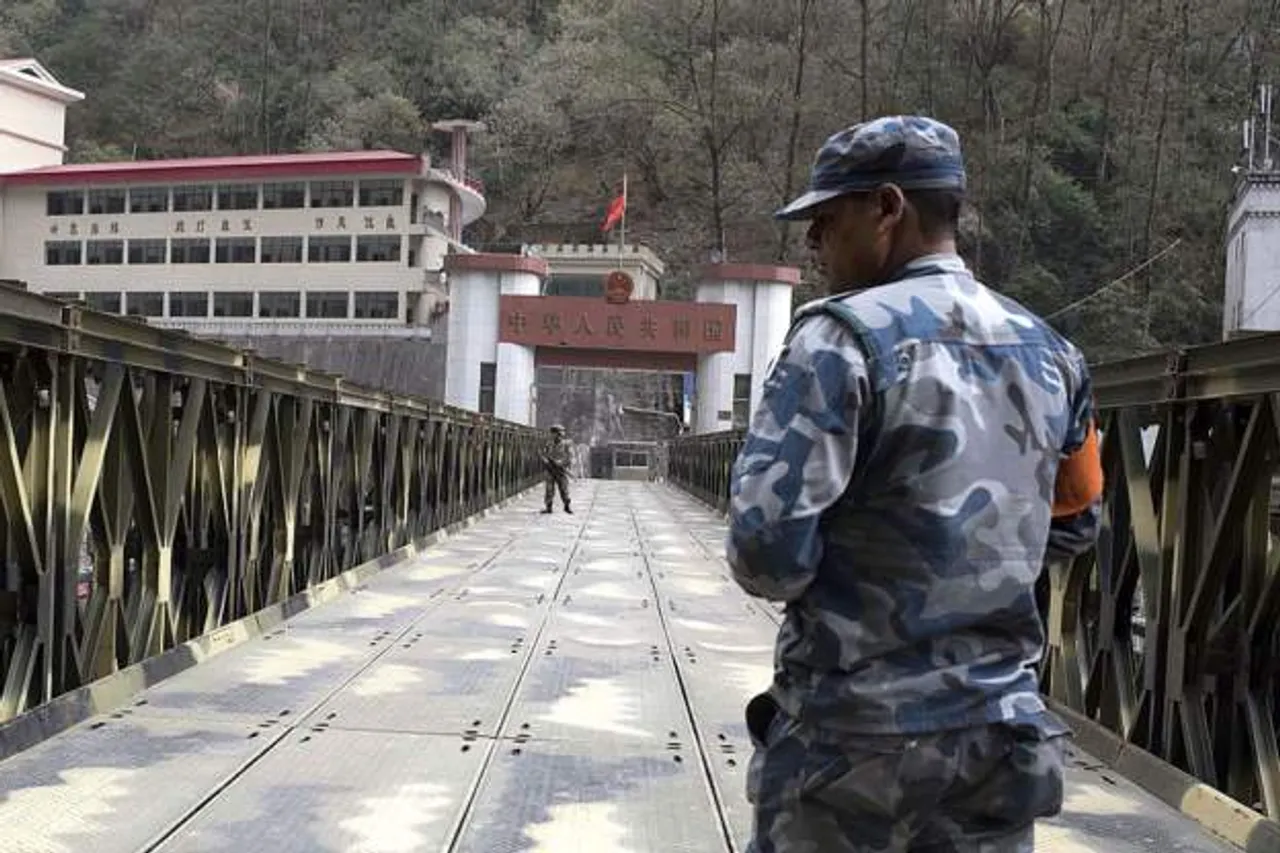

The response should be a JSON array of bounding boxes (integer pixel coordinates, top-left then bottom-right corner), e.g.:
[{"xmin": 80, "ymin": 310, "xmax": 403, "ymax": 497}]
[{"xmin": 775, "ymin": 116, "xmax": 966, "ymax": 221}]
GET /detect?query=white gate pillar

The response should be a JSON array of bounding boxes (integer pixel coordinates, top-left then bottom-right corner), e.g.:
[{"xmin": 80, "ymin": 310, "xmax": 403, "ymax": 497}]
[
  {"xmin": 443, "ymin": 252, "xmax": 548, "ymax": 425},
  {"xmin": 693, "ymin": 263, "xmax": 799, "ymax": 433}
]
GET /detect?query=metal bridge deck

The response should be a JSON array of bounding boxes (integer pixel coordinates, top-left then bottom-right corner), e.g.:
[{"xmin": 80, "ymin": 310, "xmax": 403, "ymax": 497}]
[{"xmin": 0, "ymin": 482, "xmax": 1240, "ymax": 852}]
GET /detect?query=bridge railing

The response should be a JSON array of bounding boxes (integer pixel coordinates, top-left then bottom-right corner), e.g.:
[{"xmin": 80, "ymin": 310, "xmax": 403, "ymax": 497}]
[
  {"xmin": 0, "ymin": 285, "xmax": 542, "ymax": 726},
  {"xmin": 668, "ymin": 332, "xmax": 1280, "ymax": 821}
]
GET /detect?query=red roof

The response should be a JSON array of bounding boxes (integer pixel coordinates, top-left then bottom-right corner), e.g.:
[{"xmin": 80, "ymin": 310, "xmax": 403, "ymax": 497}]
[{"xmin": 1, "ymin": 150, "xmax": 424, "ymax": 187}]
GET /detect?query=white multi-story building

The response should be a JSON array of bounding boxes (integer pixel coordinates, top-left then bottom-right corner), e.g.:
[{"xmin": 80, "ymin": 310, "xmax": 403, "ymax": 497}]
[
  {"xmin": 0, "ymin": 58, "xmax": 83, "ymax": 170},
  {"xmin": 0, "ymin": 57, "xmax": 799, "ymax": 429},
  {"xmin": 1224, "ymin": 173, "xmax": 1280, "ymax": 339},
  {"xmin": 0, "ymin": 58, "xmax": 485, "ymax": 341}
]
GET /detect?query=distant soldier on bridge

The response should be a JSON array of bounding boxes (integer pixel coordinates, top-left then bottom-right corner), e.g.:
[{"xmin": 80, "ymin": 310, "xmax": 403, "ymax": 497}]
[
  {"xmin": 540, "ymin": 424, "xmax": 573, "ymax": 514},
  {"xmin": 726, "ymin": 116, "xmax": 1105, "ymax": 851}
]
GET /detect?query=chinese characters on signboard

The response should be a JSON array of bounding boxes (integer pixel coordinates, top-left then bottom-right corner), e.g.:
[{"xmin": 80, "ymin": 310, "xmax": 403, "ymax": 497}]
[
  {"xmin": 497, "ymin": 295, "xmax": 735, "ymax": 355},
  {"xmin": 49, "ymin": 221, "xmax": 120, "ymax": 237},
  {"xmin": 310, "ymin": 215, "xmax": 397, "ymax": 231},
  {"xmin": 174, "ymin": 218, "xmax": 254, "ymax": 234}
]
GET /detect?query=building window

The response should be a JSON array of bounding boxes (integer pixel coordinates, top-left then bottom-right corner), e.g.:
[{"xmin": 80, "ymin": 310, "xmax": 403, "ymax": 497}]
[
  {"xmin": 546, "ymin": 275, "xmax": 602, "ymax": 298},
  {"xmin": 84, "ymin": 292, "xmax": 122, "ymax": 314},
  {"xmin": 45, "ymin": 241, "xmax": 82, "ymax": 265},
  {"xmin": 173, "ymin": 186, "xmax": 214, "ymax": 212},
  {"xmin": 125, "ymin": 292, "xmax": 164, "ymax": 317},
  {"xmin": 215, "ymin": 237, "xmax": 256, "ymax": 264},
  {"xmin": 213, "ymin": 292, "xmax": 253, "ymax": 317},
  {"xmin": 128, "ymin": 239, "xmax": 167, "ymax": 264},
  {"xmin": 129, "ymin": 187, "xmax": 169, "ymax": 213},
  {"xmin": 217, "ymin": 185, "xmax": 259, "ymax": 210},
  {"xmin": 478, "ymin": 362, "xmax": 496, "ymax": 416},
  {"xmin": 260, "ymin": 236, "xmax": 303, "ymax": 263},
  {"xmin": 86, "ymin": 240, "xmax": 124, "ymax": 265},
  {"xmin": 171, "ymin": 239, "xmax": 211, "ymax": 264},
  {"xmin": 259, "ymin": 292, "xmax": 300, "ymax": 318},
  {"xmin": 308, "ymin": 236, "xmax": 351, "ymax": 263},
  {"xmin": 88, "ymin": 189, "xmax": 126, "ymax": 215},
  {"xmin": 732, "ymin": 374, "xmax": 752, "ymax": 429},
  {"xmin": 306, "ymin": 291, "xmax": 349, "ymax": 319},
  {"xmin": 359, "ymin": 179, "xmax": 404, "ymax": 207},
  {"xmin": 46, "ymin": 190, "xmax": 84, "ymax": 216},
  {"xmin": 356, "ymin": 235, "xmax": 401, "ymax": 262},
  {"xmin": 354, "ymin": 291, "xmax": 399, "ymax": 319},
  {"xmin": 263, "ymin": 182, "xmax": 305, "ymax": 209},
  {"xmin": 310, "ymin": 180, "xmax": 353, "ymax": 208},
  {"xmin": 169, "ymin": 292, "xmax": 209, "ymax": 317},
  {"xmin": 421, "ymin": 208, "xmax": 445, "ymax": 231}
]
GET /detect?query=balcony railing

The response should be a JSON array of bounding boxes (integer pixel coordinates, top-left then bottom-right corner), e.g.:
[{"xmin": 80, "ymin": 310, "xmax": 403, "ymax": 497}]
[
  {"xmin": 442, "ymin": 162, "xmax": 485, "ymax": 195},
  {"xmin": 150, "ymin": 317, "xmax": 433, "ymax": 338}
]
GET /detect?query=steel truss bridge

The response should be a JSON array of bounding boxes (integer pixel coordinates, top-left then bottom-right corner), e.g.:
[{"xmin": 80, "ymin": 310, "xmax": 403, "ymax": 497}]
[{"xmin": 0, "ymin": 285, "xmax": 1276, "ymax": 852}]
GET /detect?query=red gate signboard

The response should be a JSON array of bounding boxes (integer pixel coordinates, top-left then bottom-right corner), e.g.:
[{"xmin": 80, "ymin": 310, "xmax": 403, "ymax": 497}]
[{"xmin": 497, "ymin": 295, "xmax": 736, "ymax": 354}]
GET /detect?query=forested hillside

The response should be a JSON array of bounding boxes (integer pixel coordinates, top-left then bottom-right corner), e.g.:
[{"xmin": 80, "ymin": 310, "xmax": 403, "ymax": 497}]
[{"xmin": 2, "ymin": 0, "xmax": 1273, "ymax": 360}]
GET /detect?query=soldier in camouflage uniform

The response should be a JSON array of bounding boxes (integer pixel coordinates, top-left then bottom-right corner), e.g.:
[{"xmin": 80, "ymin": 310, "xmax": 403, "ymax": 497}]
[
  {"xmin": 727, "ymin": 116, "xmax": 1104, "ymax": 851},
  {"xmin": 540, "ymin": 424, "xmax": 572, "ymax": 514}
]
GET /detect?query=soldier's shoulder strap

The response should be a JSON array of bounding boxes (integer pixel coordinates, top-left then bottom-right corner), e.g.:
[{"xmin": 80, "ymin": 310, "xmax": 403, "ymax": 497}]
[
  {"xmin": 786, "ymin": 297, "xmax": 883, "ymax": 368},
  {"xmin": 783, "ymin": 264, "xmax": 952, "ymax": 383}
]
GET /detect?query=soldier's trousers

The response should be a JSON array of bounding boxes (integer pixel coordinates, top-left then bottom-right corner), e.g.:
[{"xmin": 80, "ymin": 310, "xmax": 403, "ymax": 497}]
[
  {"xmin": 544, "ymin": 469, "xmax": 570, "ymax": 509},
  {"xmin": 744, "ymin": 694, "xmax": 1066, "ymax": 852}
]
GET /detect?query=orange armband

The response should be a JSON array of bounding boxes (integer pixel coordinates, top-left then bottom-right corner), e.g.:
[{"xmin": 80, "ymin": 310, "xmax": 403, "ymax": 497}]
[{"xmin": 1052, "ymin": 421, "xmax": 1103, "ymax": 518}]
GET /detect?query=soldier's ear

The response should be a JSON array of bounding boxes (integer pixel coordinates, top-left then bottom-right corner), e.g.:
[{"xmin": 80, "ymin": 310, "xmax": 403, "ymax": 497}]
[{"xmin": 873, "ymin": 184, "xmax": 906, "ymax": 229}]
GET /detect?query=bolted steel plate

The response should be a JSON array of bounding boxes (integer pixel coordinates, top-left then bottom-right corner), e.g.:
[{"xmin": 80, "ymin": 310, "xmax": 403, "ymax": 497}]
[
  {"xmin": 129, "ymin": 630, "xmax": 387, "ymax": 724},
  {"xmin": 312, "ymin": 635, "xmax": 529, "ymax": 738},
  {"xmin": 450, "ymin": 738, "xmax": 728, "ymax": 853},
  {"xmin": 0, "ymin": 714, "xmax": 272, "ymax": 853},
  {"xmin": 505, "ymin": 636, "xmax": 692, "ymax": 748},
  {"xmin": 155, "ymin": 729, "xmax": 485, "ymax": 853}
]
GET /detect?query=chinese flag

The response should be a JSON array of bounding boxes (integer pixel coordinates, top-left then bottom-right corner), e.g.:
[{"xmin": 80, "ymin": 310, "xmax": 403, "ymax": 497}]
[{"xmin": 601, "ymin": 193, "xmax": 626, "ymax": 233}]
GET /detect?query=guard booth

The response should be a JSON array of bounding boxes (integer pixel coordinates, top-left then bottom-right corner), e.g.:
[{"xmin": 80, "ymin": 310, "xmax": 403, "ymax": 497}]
[{"xmin": 588, "ymin": 441, "xmax": 660, "ymax": 481}]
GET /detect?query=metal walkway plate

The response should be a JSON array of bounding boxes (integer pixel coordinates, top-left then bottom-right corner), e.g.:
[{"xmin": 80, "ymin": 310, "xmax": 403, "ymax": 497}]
[
  {"xmin": 1044, "ymin": 750, "xmax": 1242, "ymax": 852},
  {"xmin": 506, "ymin": 635, "xmax": 692, "ymax": 746},
  {"xmin": 0, "ymin": 482, "xmax": 1244, "ymax": 852},
  {"xmin": 556, "ymin": 570, "xmax": 655, "ymax": 617},
  {"xmin": 153, "ymin": 729, "xmax": 484, "ymax": 853},
  {"xmin": 450, "ymin": 739, "xmax": 727, "ymax": 853},
  {"xmin": 671, "ymin": 638, "xmax": 768, "ymax": 848},
  {"xmin": 314, "ymin": 635, "xmax": 529, "ymax": 737},
  {"xmin": 283, "ymin": 586, "xmax": 445, "ymax": 639},
  {"xmin": 0, "ymin": 714, "xmax": 272, "ymax": 853},
  {"xmin": 127, "ymin": 629, "xmax": 390, "ymax": 724},
  {"xmin": 415, "ymin": 597, "xmax": 542, "ymax": 642}
]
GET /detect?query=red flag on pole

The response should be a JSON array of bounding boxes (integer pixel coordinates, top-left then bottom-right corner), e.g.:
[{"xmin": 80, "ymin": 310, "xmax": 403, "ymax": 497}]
[{"xmin": 601, "ymin": 191, "xmax": 626, "ymax": 233}]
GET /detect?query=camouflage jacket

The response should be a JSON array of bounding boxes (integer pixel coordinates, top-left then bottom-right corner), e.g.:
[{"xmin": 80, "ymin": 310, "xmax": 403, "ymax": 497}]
[
  {"xmin": 726, "ymin": 253, "xmax": 1100, "ymax": 736},
  {"xmin": 542, "ymin": 436, "xmax": 571, "ymax": 470}
]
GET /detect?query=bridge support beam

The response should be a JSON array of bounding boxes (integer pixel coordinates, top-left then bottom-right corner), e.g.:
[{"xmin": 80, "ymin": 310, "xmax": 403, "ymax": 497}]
[
  {"xmin": 0, "ymin": 284, "xmax": 541, "ymax": 726},
  {"xmin": 668, "ymin": 332, "xmax": 1280, "ymax": 831}
]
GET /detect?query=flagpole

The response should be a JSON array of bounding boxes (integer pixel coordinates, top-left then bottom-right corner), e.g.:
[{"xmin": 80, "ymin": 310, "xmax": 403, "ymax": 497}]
[{"xmin": 618, "ymin": 172, "xmax": 627, "ymax": 265}]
